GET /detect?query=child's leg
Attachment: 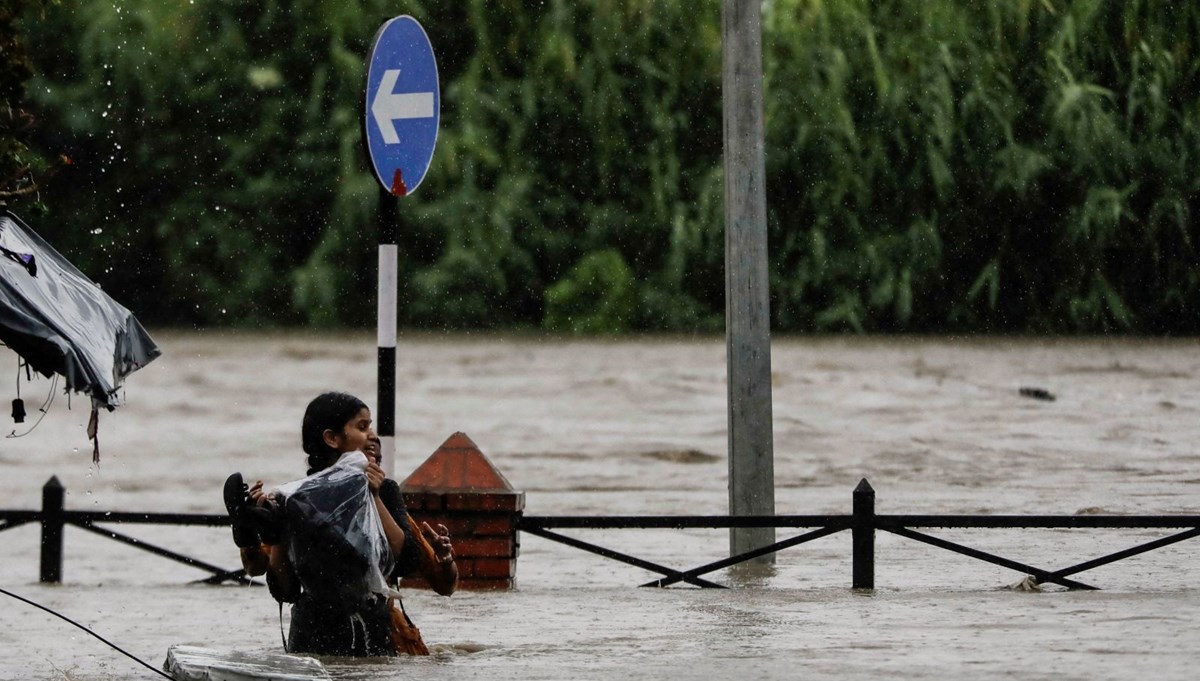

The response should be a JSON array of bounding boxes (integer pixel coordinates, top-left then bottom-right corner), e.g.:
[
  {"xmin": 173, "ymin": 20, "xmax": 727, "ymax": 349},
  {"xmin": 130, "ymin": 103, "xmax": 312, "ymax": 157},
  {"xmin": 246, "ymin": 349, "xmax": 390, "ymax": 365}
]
[{"xmin": 240, "ymin": 544, "xmax": 269, "ymax": 576}]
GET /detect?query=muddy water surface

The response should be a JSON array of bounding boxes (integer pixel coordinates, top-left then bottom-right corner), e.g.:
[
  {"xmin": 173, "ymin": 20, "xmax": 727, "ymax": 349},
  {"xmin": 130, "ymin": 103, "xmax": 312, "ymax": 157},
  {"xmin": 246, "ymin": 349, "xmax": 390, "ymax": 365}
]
[{"xmin": 1, "ymin": 332, "xmax": 1198, "ymax": 680}]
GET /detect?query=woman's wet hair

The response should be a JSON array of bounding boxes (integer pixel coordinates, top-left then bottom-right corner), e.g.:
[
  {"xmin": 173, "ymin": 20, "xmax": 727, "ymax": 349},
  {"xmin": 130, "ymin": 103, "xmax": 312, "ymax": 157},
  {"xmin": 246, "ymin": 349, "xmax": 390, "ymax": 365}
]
[{"xmin": 301, "ymin": 391, "xmax": 368, "ymax": 474}]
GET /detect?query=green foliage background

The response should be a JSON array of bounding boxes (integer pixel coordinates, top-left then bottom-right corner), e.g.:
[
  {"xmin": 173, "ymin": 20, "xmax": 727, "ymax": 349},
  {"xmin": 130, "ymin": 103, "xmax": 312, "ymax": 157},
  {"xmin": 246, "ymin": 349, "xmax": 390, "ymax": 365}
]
[
  {"xmin": 1, "ymin": 0, "xmax": 59, "ymax": 202},
  {"xmin": 5, "ymin": 0, "xmax": 1198, "ymax": 332}
]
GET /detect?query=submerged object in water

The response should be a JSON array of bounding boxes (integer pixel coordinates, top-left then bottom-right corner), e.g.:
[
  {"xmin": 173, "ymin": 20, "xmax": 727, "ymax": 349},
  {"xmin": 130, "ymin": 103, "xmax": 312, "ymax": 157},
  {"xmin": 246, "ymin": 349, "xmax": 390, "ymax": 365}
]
[
  {"xmin": 1018, "ymin": 386, "xmax": 1056, "ymax": 401},
  {"xmin": 163, "ymin": 645, "xmax": 330, "ymax": 681}
]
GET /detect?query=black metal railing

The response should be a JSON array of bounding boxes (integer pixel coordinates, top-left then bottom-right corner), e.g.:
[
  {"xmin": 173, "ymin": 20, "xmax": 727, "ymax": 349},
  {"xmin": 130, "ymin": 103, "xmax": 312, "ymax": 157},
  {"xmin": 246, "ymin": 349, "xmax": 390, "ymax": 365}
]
[
  {"xmin": 0, "ymin": 476, "xmax": 251, "ymax": 585},
  {"xmin": 4, "ymin": 476, "xmax": 1197, "ymax": 590},
  {"xmin": 519, "ymin": 479, "xmax": 1200, "ymax": 589}
]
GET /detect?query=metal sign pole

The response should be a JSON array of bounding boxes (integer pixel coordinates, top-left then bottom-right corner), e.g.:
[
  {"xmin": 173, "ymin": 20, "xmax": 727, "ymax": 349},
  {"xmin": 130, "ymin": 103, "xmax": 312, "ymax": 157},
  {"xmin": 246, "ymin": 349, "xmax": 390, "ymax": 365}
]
[
  {"xmin": 377, "ymin": 188, "xmax": 398, "ymax": 478},
  {"xmin": 722, "ymin": 0, "xmax": 776, "ymax": 562},
  {"xmin": 363, "ymin": 15, "xmax": 440, "ymax": 480}
]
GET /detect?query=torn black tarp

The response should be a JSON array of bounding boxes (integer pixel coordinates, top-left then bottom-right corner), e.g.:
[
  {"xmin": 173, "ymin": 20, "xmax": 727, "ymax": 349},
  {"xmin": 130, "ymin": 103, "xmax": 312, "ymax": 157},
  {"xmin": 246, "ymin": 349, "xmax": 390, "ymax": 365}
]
[{"xmin": 0, "ymin": 208, "xmax": 160, "ymax": 455}]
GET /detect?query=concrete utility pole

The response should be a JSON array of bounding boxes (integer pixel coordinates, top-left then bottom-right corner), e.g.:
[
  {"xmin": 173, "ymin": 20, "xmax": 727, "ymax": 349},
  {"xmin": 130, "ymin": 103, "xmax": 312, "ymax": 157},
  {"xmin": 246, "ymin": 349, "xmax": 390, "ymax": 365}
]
[{"xmin": 722, "ymin": 0, "xmax": 776, "ymax": 562}]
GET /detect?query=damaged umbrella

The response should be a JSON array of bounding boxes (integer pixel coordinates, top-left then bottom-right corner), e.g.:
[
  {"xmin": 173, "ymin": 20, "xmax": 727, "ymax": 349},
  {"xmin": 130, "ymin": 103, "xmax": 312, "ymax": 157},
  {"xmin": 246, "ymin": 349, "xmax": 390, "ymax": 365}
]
[{"xmin": 0, "ymin": 207, "xmax": 160, "ymax": 459}]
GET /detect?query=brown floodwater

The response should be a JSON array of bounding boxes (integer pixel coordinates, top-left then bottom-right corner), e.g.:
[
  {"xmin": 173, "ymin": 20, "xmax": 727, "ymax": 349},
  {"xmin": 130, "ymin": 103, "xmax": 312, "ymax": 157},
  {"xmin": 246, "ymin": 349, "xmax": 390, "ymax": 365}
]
[{"xmin": 1, "ymin": 331, "xmax": 1198, "ymax": 680}]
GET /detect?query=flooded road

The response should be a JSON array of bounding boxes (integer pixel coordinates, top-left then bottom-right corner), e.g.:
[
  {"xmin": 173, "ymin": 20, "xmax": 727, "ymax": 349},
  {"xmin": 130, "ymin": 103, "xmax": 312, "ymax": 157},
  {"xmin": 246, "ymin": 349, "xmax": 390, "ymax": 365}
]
[{"xmin": 1, "ymin": 332, "xmax": 1198, "ymax": 680}]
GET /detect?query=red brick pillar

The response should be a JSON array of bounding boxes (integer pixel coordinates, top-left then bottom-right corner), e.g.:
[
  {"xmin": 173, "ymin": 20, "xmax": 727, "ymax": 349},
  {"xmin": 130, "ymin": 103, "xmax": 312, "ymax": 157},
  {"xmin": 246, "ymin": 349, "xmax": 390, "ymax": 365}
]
[{"xmin": 399, "ymin": 432, "xmax": 524, "ymax": 590}]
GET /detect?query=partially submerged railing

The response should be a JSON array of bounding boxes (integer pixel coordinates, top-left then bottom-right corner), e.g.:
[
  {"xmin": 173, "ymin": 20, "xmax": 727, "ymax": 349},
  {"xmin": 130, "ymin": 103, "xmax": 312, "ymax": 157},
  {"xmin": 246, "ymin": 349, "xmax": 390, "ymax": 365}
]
[
  {"xmin": 0, "ymin": 476, "xmax": 251, "ymax": 585},
  {"xmin": 518, "ymin": 515, "xmax": 849, "ymax": 589},
  {"xmin": 4, "ymin": 476, "xmax": 1197, "ymax": 590},
  {"xmin": 519, "ymin": 479, "xmax": 1200, "ymax": 589}
]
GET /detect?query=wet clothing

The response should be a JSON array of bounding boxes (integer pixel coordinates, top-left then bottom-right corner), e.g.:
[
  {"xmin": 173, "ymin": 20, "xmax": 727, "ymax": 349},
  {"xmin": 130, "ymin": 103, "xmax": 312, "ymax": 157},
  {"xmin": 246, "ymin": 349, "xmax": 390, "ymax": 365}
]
[
  {"xmin": 286, "ymin": 594, "xmax": 394, "ymax": 656},
  {"xmin": 268, "ymin": 478, "xmax": 420, "ymax": 656}
]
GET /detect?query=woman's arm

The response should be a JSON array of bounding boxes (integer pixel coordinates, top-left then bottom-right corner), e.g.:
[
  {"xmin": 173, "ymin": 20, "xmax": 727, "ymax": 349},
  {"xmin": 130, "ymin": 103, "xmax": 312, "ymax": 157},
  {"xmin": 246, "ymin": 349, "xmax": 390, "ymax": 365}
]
[
  {"xmin": 374, "ymin": 494, "xmax": 407, "ymax": 557},
  {"xmin": 375, "ymin": 477, "xmax": 457, "ymax": 596},
  {"xmin": 367, "ymin": 462, "xmax": 407, "ymax": 558},
  {"xmin": 265, "ymin": 543, "xmax": 300, "ymax": 603}
]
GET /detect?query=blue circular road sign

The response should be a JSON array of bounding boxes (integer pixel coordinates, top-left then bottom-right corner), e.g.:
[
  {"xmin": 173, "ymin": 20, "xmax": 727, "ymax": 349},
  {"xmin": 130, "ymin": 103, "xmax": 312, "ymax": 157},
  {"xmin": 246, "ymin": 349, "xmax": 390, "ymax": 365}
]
[{"xmin": 364, "ymin": 16, "xmax": 440, "ymax": 196}]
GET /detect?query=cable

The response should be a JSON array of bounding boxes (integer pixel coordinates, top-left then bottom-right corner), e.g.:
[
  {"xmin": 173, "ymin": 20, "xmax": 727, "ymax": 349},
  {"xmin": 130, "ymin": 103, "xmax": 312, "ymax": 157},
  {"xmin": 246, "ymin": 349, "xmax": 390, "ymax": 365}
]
[
  {"xmin": 6, "ymin": 373, "xmax": 57, "ymax": 439},
  {"xmin": 0, "ymin": 585, "xmax": 173, "ymax": 680},
  {"xmin": 279, "ymin": 601, "xmax": 288, "ymax": 652}
]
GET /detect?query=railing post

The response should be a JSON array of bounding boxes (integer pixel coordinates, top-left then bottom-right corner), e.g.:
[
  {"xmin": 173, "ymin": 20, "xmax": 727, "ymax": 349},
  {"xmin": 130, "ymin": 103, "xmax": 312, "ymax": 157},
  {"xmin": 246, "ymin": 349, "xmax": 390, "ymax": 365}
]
[
  {"xmin": 40, "ymin": 476, "xmax": 64, "ymax": 583},
  {"xmin": 401, "ymin": 433, "xmax": 525, "ymax": 590},
  {"xmin": 852, "ymin": 478, "xmax": 875, "ymax": 589}
]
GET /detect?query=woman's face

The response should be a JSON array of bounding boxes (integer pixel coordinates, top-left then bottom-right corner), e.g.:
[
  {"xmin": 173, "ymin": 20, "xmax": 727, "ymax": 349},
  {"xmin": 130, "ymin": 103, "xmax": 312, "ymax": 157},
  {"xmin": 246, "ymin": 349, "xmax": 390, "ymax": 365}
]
[{"xmin": 329, "ymin": 407, "xmax": 377, "ymax": 459}]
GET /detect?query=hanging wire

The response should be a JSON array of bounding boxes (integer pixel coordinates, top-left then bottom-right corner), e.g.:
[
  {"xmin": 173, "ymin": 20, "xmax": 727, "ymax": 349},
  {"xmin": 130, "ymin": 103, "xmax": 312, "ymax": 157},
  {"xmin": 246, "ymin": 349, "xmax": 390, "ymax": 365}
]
[
  {"xmin": 0, "ymin": 586, "xmax": 172, "ymax": 680},
  {"xmin": 7, "ymin": 373, "xmax": 57, "ymax": 438}
]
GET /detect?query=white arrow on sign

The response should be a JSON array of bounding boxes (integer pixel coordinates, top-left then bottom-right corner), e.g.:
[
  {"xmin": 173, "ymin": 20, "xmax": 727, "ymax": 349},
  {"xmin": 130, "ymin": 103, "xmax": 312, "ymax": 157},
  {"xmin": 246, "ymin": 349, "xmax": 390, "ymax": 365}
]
[{"xmin": 371, "ymin": 69, "xmax": 434, "ymax": 144}]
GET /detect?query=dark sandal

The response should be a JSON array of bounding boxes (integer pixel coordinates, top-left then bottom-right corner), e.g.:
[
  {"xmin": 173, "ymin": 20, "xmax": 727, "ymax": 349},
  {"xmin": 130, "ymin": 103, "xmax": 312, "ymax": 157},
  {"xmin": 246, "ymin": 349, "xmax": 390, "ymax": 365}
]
[{"xmin": 223, "ymin": 472, "xmax": 261, "ymax": 548}]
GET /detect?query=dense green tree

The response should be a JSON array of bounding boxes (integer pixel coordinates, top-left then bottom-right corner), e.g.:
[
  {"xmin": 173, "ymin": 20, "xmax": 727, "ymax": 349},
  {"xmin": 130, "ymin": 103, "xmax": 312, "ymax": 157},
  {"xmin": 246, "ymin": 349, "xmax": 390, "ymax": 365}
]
[
  {"xmin": 16, "ymin": 0, "xmax": 1200, "ymax": 333},
  {"xmin": 764, "ymin": 0, "xmax": 1200, "ymax": 332},
  {"xmin": 1, "ymin": 0, "xmax": 59, "ymax": 206}
]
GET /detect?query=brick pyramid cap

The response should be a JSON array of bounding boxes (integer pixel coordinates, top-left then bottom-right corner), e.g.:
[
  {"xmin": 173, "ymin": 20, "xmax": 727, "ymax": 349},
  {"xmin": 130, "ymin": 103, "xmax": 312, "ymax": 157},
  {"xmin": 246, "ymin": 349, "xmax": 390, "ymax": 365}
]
[{"xmin": 401, "ymin": 432, "xmax": 516, "ymax": 492}]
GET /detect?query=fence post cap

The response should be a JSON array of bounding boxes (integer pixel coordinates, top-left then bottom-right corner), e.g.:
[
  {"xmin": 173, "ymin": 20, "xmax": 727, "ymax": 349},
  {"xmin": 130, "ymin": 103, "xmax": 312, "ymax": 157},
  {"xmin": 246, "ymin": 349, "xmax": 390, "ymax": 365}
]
[
  {"xmin": 854, "ymin": 478, "xmax": 874, "ymax": 494},
  {"xmin": 43, "ymin": 476, "xmax": 63, "ymax": 490},
  {"xmin": 401, "ymin": 432, "xmax": 517, "ymax": 493}
]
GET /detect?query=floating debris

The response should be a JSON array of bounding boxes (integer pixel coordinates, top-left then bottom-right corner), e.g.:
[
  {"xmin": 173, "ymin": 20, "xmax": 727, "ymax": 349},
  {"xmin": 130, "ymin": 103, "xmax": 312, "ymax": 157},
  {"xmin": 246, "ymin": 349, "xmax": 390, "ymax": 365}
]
[
  {"xmin": 164, "ymin": 645, "xmax": 330, "ymax": 681},
  {"xmin": 1007, "ymin": 575, "xmax": 1043, "ymax": 592},
  {"xmin": 643, "ymin": 449, "xmax": 720, "ymax": 464},
  {"xmin": 1018, "ymin": 387, "xmax": 1056, "ymax": 401}
]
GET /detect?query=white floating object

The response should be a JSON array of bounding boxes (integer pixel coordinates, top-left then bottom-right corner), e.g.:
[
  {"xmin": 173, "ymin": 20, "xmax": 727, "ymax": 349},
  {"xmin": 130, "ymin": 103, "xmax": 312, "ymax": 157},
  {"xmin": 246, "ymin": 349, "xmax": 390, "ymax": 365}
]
[{"xmin": 164, "ymin": 645, "xmax": 331, "ymax": 681}]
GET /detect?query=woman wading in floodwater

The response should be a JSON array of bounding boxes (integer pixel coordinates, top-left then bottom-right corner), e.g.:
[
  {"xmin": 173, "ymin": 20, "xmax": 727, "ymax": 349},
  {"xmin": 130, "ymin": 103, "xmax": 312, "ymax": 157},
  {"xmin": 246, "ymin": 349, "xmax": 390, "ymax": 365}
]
[{"xmin": 224, "ymin": 392, "xmax": 457, "ymax": 656}]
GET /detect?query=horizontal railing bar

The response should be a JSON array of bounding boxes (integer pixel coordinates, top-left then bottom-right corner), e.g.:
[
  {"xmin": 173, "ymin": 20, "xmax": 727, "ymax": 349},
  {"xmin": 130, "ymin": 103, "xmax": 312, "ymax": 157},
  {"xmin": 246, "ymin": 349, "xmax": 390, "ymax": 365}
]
[
  {"xmin": 0, "ymin": 510, "xmax": 229, "ymax": 525},
  {"xmin": 9, "ymin": 510, "xmax": 1198, "ymax": 530},
  {"xmin": 520, "ymin": 515, "xmax": 852, "ymax": 530},
  {"xmin": 65, "ymin": 511, "xmax": 230, "ymax": 526},
  {"xmin": 879, "ymin": 515, "xmax": 1200, "ymax": 529}
]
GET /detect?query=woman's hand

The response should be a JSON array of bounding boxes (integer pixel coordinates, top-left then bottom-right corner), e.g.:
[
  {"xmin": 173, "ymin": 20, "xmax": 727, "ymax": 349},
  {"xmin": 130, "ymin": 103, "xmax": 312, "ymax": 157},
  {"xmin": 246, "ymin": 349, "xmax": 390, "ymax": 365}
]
[
  {"xmin": 247, "ymin": 480, "xmax": 267, "ymax": 506},
  {"xmin": 421, "ymin": 522, "xmax": 455, "ymax": 564},
  {"xmin": 248, "ymin": 480, "xmax": 282, "ymax": 510},
  {"xmin": 366, "ymin": 461, "xmax": 386, "ymax": 495}
]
